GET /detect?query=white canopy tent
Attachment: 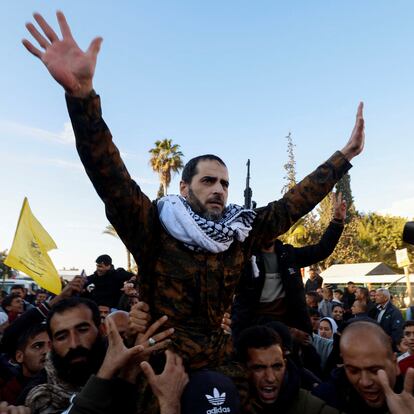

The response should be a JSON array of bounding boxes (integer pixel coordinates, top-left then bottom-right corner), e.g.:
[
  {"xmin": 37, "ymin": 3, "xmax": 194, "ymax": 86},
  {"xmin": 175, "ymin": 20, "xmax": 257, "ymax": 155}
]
[{"xmin": 320, "ymin": 262, "xmax": 406, "ymax": 286}]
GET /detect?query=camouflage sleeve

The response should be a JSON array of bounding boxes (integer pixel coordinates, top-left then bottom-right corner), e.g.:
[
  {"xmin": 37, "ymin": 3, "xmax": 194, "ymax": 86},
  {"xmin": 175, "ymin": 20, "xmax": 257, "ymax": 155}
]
[
  {"xmin": 248, "ymin": 151, "xmax": 351, "ymax": 249},
  {"xmin": 65, "ymin": 91, "xmax": 158, "ymax": 267}
]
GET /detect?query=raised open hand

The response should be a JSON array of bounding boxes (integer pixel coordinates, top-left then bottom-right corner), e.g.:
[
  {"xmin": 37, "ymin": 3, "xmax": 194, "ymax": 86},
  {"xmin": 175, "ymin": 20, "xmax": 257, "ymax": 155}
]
[
  {"xmin": 23, "ymin": 11, "xmax": 102, "ymax": 97},
  {"xmin": 340, "ymin": 102, "xmax": 365, "ymax": 161}
]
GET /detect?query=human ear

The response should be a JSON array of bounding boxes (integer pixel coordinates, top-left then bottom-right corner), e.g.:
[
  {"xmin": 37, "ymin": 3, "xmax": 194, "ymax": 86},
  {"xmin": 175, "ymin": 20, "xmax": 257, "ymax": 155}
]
[{"xmin": 179, "ymin": 181, "xmax": 189, "ymax": 197}]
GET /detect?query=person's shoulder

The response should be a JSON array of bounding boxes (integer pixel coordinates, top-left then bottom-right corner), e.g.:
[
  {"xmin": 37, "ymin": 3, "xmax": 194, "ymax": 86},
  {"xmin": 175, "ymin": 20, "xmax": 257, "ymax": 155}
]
[
  {"xmin": 16, "ymin": 368, "xmax": 47, "ymax": 405},
  {"xmin": 114, "ymin": 268, "xmax": 133, "ymax": 279},
  {"xmin": 293, "ymin": 389, "xmax": 340, "ymax": 414},
  {"xmin": 388, "ymin": 302, "xmax": 403, "ymax": 315}
]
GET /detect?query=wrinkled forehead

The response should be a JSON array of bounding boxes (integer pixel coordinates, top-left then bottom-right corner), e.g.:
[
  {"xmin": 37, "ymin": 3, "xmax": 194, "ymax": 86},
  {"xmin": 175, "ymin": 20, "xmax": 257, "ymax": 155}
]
[
  {"xmin": 50, "ymin": 305, "xmax": 94, "ymax": 333},
  {"xmin": 194, "ymin": 159, "xmax": 229, "ymax": 180}
]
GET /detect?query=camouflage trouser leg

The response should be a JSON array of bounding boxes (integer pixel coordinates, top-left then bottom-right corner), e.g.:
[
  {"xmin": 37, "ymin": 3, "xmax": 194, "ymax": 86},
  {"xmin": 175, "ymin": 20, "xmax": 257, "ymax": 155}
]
[{"xmin": 216, "ymin": 362, "xmax": 261, "ymax": 414}]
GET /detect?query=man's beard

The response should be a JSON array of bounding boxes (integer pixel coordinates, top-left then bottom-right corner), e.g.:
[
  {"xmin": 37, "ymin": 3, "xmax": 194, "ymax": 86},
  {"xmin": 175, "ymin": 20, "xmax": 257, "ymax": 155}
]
[
  {"xmin": 187, "ymin": 188, "xmax": 224, "ymax": 221},
  {"xmin": 51, "ymin": 336, "xmax": 107, "ymax": 387}
]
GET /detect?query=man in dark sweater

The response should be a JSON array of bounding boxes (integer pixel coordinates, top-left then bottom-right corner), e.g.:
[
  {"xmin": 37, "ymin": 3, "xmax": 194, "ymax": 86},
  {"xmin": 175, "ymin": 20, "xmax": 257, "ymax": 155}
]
[
  {"xmin": 305, "ymin": 266, "xmax": 324, "ymax": 294},
  {"xmin": 84, "ymin": 255, "xmax": 132, "ymax": 309},
  {"xmin": 232, "ymin": 193, "xmax": 345, "ymax": 341}
]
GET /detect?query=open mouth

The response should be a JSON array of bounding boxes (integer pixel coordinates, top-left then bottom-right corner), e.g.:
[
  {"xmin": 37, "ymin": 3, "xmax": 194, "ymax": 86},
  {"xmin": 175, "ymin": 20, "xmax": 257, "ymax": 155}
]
[
  {"xmin": 259, "ymin": 386, "xmax": 278, "ymax": 402},
  {"xmin": 361, "ymin": 390, "xmax": 381, "ymax": 404}
]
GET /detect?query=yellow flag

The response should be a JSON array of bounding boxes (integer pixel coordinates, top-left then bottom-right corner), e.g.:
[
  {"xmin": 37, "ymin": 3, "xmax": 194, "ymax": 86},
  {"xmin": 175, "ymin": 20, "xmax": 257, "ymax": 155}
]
[{"xmin": 4, "ymin": 198, "xmax": 61, "ymax": 294}]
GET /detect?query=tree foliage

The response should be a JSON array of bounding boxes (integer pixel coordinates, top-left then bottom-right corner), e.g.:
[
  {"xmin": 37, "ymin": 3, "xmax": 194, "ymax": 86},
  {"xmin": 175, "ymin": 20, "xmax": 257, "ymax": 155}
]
[
  {"xmin": 149, "ymin": 139, "xmax": 184, "ymax": 196},
  {"xmin": 0, "ymin": 250, "xmax": 16, "ymax": 280},
  {"xmin": 357, "ymin": 213, "xmax": 412, "ymax": 270},
  {"xmin": 335, "ymin": 173, "xmax": 354, "ymax": 223},
  {"xmin": 277, "ymin": 133, "xmax": 411, "ymax": 270},
  {"xmin": 281, "ymin": 132, "xmax": 297, "ymax": 194},
  {"xmin": 103, "ymin": 224, "xmax": 135, "ymax": 273}
]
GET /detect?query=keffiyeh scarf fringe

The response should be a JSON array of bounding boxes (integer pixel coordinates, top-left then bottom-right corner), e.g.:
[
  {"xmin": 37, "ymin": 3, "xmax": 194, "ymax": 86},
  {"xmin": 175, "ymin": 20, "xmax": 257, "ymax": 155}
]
[{"xmin": 157, "ymin": 195, "xmax": 256, "ymax": 253}]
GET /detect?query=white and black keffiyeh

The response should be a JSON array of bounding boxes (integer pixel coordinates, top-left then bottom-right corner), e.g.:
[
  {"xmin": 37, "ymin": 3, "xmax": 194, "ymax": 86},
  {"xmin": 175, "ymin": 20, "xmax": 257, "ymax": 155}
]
[{"xmin": 157, "ymin": 195, "xmax": 256, "ymax": 253}]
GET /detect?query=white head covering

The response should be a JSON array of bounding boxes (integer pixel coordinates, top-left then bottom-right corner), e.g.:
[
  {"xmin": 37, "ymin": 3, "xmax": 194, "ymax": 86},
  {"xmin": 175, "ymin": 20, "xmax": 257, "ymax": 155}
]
[{"xmin": 320, "ymin": 317, "xmax": 338, "ymax": 336}]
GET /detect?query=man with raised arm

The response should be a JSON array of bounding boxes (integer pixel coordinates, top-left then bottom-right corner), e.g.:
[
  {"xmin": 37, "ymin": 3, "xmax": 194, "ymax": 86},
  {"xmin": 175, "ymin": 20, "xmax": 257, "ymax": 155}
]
[{"xmin": 23, "ymin": 11, "xmax": 365, "ymax": 371}]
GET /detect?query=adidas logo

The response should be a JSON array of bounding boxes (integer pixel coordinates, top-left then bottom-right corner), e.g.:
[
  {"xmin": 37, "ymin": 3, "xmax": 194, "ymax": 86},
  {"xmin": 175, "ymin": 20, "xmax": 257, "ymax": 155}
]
[
  {"xmin": 206, "ymin": 407, "xmax": 231, "ymax": 414},
  {"xmin": 205, "ymin": 388, "xmax": 226, "ymax": 406}
]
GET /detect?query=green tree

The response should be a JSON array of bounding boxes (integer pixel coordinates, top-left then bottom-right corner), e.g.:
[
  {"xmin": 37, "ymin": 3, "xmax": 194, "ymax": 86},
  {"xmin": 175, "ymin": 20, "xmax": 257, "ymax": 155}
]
[
  {"xmin": 279, "ymin": 132, "xmax": 309, "ymax": 245},
  {"xmin": 335, "ymin": 172, "xmax": 354, "ymax": 223},
  {"xmin": 281, "ymin": 132, "xmax": 297, "ymax": 194},
  {"xmin": 323, "ymin": 213, "xmax": 366, "ymax": 268},
  {"xmin": 0, "ymin": 250, "xmax": 17, "ymax": 290},
  {"xmin": 149, "ymin": 139, "xmax": 184, "ymax": 196},
  {"xmin": 357, "ymin": 213, "xmax": 410, "ymax": 269},
  {"xmin": 317, "ymin": 193, "xmax": 334, "ymax": 231},
  {"xmin": 156, "ymin": 184, "xmax": 164, "ymax": 199},
  {"xmin": 103, "ymin": 224, "xmax": 134, "ymax": 272}
]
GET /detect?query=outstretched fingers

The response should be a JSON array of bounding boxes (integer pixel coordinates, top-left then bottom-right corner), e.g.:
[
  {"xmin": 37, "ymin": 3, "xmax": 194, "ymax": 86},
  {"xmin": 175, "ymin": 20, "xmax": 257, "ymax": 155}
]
[
  {"xmin": 105, "ymin": 315, "xmax": 122, "ymax": 345},
  {"xmin": 33, "ymin": 12, "xmax": 59, "ymax": 42},
  {"xmin": 355, "ymin": 102, "xmax": 365, "ymax": 135},
  {"xmin": 403, "ymin": 367, "xmax": 414, "ymax": 394},
  {"xmin": 87, "ymin": 37, "xmax": 103, "ymax": 59},
  {"xmin": 22, "ymin": 39, "xmax": 43, "ymax": 59},
  {"xmin": 25, "ymin": 22, "xmax": 50, "ymax": 49},
  {"xmin": 357, "ymin": 101, "xmax": 364, "ymax": 119},
  {"xmin": 141, "ymin": 315, "xmax": 169, "ymax": 342},
  {"xmin": 377, "ymin": 369, "xmax": 394, "ymax": 396},
  {"xmin": 56, "ymin": 11, "xmax": 74, "ymax": 40},
  {"xmin": 140, "ymin": 360, "xmax": 156, "ymax": 382}
]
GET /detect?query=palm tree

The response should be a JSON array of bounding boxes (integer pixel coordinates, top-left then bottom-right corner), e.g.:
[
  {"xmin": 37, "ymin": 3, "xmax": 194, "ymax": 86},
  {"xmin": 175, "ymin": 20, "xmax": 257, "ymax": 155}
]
[
  {"xmin": 149, "ymin": 139, "xmax": 184, "ymax": 196},
  {"xmin": 102, "ymin": 224, "xmax": 132, "ymax": 272}
]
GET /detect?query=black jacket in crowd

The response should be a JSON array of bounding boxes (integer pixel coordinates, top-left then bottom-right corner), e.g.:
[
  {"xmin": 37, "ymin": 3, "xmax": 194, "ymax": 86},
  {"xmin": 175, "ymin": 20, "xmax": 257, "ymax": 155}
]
[
  {"xmin": 374, "ymin": 301, "xmax": 404, "ymax": 348},
  {"xmin": 232, "ymin": 220, "xmax": 344, "ymax": 340},
  {"xmin": 85, "ymin": 266, "xmax": 133, "ymax": 308}
]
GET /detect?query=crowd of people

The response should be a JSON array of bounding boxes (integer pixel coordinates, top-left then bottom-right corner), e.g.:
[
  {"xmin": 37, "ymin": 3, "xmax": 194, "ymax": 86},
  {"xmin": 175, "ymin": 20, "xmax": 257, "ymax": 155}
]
[
  {"xmin": 0, "ymin": 9, "xmax": 413, "ymax": 414},
  {"xmin": 1, "ymin": 258, "xmax": 414, "ymax": 413}
]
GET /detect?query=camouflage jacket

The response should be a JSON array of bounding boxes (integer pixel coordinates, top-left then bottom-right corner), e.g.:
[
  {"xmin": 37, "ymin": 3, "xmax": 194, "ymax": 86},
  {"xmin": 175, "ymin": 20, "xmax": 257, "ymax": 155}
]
[{"xmin": 66, "ymin": 92, "xmax": 351, "ymax": 369}]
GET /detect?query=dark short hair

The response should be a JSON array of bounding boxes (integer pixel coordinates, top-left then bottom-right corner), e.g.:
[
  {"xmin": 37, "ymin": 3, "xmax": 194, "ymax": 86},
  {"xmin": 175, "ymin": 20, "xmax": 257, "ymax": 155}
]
[
  {"xmin": 2, "ymin": 294, "xmax": 21, "ymax": 312},
  {"xmin": 403, "ymin": 320, "xmax": 414, "ymax": 330},
  {"xmin": 10, "ymin": 285, "xmax": 25, "ymax": 292},
  {"xmin": 181, "ymin": 155, "xmax": 226, "ymax": 184},
  {"xmin": 334, "ymin": 289, "xmax": 343, "ymax": 295},
  {"xmin": 16, "ymin": 323, "xmax": 47, "ymax": 353},
  {"xmin": 308, "ymin": 308, "xmax": 321, "ymax": 318},
  {"xmin": 356, "ymin": 286, "xmax": 369, "ymax": 299},
  {"xmin": 236, "ymin": 325, "xmax": 282, "ymax": 363},
  {"xmin": 46, "ymin": 297, "xmax": 101, "ymax": 338},
  {"xmin": 306, "ymin": 291, "xmax": 320, "ymax": 301},
  {"xmin": 96, "ymin": 254, "xmax": 112, "ymax": 265},
  {"xmin": 347, "ymin": 281, "xmax": 355, "ymax": 285},
  {"xmin": 332, "ymin": 303, "xmax": 344, "ymax": 312}
]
